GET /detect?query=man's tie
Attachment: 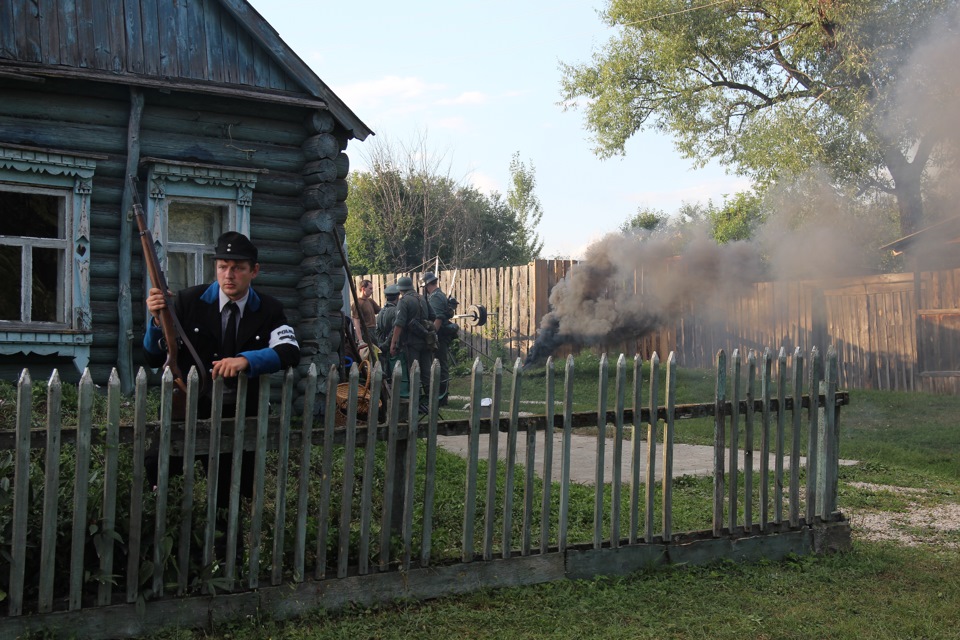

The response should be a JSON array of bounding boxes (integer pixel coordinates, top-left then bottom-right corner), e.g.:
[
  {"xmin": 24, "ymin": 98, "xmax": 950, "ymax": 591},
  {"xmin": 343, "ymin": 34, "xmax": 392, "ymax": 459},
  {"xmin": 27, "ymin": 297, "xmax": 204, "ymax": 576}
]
[{"xmin": 222, "ymin": 301, "xmax": 239, "ymax": 358}]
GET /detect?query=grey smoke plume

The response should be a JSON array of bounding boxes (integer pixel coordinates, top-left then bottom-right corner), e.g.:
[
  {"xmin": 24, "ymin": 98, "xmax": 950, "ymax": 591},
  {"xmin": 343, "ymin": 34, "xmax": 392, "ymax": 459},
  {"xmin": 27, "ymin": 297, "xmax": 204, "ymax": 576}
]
[{"xmin": 524, "ymin": 230, "xmax": 765, "ymax": 366}]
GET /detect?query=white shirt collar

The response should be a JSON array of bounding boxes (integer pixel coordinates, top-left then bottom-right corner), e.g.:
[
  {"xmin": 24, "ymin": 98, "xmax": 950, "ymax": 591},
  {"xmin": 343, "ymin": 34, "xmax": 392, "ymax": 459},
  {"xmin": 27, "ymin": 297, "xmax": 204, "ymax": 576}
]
[{"xmin": 219, "ymin": 290, "xmax": 249, "ymax": 315}]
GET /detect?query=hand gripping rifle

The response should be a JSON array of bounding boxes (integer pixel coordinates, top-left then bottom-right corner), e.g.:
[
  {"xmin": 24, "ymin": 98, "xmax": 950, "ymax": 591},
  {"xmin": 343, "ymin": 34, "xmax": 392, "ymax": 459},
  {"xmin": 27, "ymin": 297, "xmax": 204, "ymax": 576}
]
[{"xmin": 130, "ymin": 176, "xmax": 207, "ymax": 414}]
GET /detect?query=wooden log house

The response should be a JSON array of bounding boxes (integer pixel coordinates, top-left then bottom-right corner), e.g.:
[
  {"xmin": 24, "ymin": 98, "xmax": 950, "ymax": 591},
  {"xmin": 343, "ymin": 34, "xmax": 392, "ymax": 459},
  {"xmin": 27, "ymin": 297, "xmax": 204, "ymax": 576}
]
[{"xmin": 0, "ymin": 0, "xmax": 371, "ymax": 406}]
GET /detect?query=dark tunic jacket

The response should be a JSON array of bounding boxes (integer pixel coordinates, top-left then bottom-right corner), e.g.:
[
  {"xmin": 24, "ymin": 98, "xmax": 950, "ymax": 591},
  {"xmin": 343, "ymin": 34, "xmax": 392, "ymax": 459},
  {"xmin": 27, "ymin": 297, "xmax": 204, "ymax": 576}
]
[{"xmin": 143, "ymin": 282, "xmax": 299, "ymax": 416}]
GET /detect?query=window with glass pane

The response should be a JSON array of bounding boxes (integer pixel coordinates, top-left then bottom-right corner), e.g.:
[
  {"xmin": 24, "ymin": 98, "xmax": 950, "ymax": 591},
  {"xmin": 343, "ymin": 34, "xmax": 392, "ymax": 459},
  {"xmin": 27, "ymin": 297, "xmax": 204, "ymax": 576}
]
[
  {"xmin": 166, "ymin": 200, "xmax": 225, "ymax": 292},
  {"xmin": 0, "ymin": 189, "xmax": 66, "ymax": 323}
]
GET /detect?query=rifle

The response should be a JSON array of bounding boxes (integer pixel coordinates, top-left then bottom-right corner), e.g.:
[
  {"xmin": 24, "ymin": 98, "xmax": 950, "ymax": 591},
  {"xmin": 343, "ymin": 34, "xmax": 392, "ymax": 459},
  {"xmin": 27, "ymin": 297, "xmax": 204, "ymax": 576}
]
[
  {"xmin": 130, "ymin": 176, "xmax": 207, "ymax": 413},
  {"xmin": 331, "ymin": 225, "xmax": 391, "ymax": 414}
]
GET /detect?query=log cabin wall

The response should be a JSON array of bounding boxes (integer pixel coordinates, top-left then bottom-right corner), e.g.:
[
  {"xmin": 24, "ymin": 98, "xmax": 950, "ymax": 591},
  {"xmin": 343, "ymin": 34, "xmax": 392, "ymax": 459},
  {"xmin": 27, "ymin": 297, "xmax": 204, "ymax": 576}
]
[{"xmin": 0, "ymin": 0, "xmax": 370, "ymax": 411}]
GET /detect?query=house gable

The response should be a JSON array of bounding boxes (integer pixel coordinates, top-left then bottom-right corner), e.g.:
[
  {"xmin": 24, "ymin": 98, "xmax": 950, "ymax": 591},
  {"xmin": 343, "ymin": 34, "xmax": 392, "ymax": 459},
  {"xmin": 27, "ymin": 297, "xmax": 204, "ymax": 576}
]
[{"xmin": 0, "ymin": 0, "xmax": 370, "ymax": 139}]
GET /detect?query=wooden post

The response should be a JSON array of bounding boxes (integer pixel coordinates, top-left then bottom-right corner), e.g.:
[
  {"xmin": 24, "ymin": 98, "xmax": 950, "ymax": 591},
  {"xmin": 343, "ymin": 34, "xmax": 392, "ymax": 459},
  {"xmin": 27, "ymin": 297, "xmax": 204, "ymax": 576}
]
[
  {"xmin": 713, "ymin": 350, "xmax": 727, "ymax": 537},
  {"xmin": 9, "ymin": 370, "xmax": 32, "ymax": 616},
  {"xmin": 359, "ymin": 364, "xmax": 381, "ymax": 576},
  {"xmin": 483, "ymin": 359, "xmax": 503, "ymax": 561},
  {"xmin": 775, "ymin": 348, "xmax": 787, "ymax": 525},
  {"xmin": 593, "ymin": 354, "xmax": 608, "ymax": 549},
  {"xmin": 806, "ymin": 348, "xmax": 822, "ymax": 524},
  {"xmin": 744, "ymin": 351, "xmax": 756, "ymax": 530},
  {"xmin": 559, "ymin": 356, "xmax": 574, "ymax": 552},
  {"xmin": 126, "ymin": 369, "xmax": 147, "ymax": 603},
  {"xmin": 610, "ymin": 355, "xmax": 626, "ymax": 549},
  {"xmin": 462, "ymin": 359, "xmax": 484, "ymax": 562},
  {"xmin": 293, "ymin": 365, "xmax": 317, "ymax": 582},
  {"xmin": 503, "ymin": 360, "xmax": 522, "ymax": 559},
  {"xmin": 39, "ymin": 371, "xmax": 63, "ymax": 613},
  {"xmin": 315, "ymin": 366, "xmax": 340, "ymax": 580},
  {"xmin": 540, "ymin": 356, "xmax": 556, "ymax": 553},
  {"xmin": 647, "ymin": 353, "xmax": 660, "ymax": 542},
  {"xmin": 421, "ymin": 359, "xmax": 440, "ymax": 566},
  {"xmin": 662, "ymin": 353, "xmax": 676, "ymax": 542},
  {"xmin": 339, "ymin": 366, "xmax": 359, "ymax": 577},
  {"xmin": 117, "ymin": 88, "xmax": 145, "ymax": 394},
  {"xmin": 790, "ymin": 348, "xmax": 804, "ymax": 527},
  {"xmin": 629, "ymin": 355, "xmax": 644, "ymax": 545},
  {"xmin": 729, "ymin": 350, "xmax": 741, "ymax": 533},
  {"xmin": 760, "ymin": 349, "xmax": 773, "ymax": 531}
]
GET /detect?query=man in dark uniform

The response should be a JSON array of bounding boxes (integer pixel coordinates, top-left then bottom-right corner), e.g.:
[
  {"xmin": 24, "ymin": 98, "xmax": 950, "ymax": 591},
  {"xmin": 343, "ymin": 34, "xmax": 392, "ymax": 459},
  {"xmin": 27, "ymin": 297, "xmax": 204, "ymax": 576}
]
[
  {"xmin": 376, "ymin": 284, "xmax": 400, "ymax": 352},
  {"xmin": 421, "ymin": 272, "xmax": 455, "ymax": 405},
  {"xmin": 389, "ymin": 276, "xmax": 433, "ymax": 401},
  {"xmin": 142, "ymin": 231, "xmax": 300, "ymax": 506}
]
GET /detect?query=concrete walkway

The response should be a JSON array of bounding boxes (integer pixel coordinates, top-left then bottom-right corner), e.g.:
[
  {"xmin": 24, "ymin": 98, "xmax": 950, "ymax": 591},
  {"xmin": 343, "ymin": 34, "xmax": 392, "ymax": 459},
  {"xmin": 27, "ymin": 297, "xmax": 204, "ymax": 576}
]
[{"xmin": 436, "ymin": 432, "xmax": 856, "ymax": 486}]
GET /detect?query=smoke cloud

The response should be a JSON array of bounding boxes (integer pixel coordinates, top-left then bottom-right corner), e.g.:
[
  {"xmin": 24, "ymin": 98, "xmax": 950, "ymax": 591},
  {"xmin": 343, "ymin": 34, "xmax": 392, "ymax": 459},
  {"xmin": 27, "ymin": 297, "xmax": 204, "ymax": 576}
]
[{"xmin": 524, "ymin": 230, "xmax": 765, "ymax": 365}]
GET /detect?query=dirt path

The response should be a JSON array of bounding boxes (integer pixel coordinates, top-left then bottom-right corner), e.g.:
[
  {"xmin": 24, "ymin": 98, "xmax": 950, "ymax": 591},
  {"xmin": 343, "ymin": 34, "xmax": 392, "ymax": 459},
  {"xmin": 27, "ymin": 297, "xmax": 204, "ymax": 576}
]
[{"xmin": 436, "ymin": 431, "xmax": 856, "ymax": 485}]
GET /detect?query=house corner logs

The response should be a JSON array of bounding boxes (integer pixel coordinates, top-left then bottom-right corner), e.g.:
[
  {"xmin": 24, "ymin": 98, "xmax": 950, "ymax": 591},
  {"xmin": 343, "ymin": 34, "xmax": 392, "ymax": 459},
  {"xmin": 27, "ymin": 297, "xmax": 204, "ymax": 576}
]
[{"xmin": 297, "ymin": 111, "xmax": 350, "ymax": 410}]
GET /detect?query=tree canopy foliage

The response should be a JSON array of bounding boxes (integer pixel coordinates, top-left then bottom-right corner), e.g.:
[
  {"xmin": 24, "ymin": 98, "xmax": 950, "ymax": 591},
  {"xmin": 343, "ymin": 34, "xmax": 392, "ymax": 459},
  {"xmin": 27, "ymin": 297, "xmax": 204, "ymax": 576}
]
[
  {"xmin": 560, "ymin": 0, "xmax": 958, "ymax": 237},
  {"xmin": 344, "ymin": 136, "xmax": 543, "ymax": 275}
]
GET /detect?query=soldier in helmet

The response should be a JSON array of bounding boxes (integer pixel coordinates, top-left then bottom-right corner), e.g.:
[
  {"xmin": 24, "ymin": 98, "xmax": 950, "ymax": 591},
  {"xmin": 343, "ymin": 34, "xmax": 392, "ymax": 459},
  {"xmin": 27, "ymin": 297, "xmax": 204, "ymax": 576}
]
[
  {"xmin": 389, "ymin": 276, "xmax": 433, "ymax": 402},
  {"xmin": 376, "ymin": 284, "xmax": 400, "ymax": 354},
  {"xmin": 421, "ymin": 271, "xmax": 454, "ymax": 405}
]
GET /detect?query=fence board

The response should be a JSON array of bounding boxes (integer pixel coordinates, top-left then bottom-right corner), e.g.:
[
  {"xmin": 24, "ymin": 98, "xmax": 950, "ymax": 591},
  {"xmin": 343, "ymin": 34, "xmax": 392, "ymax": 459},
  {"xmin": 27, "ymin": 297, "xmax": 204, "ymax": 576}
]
[
  {"xmin": 662, "ymin": 353, "xmax": 676, "ymax": 542},
  {"xmin": 10, "ymin": 371, "xmax": 32, "ymax": 616},
  {"xmin": 271, "ymin": 370, "xmax": 295, "ymax": 586},
  {"xmin": 39, "ymin": 371, "xmax": 63, "ymax": 613},
  {"xmin": 647, "ymin": 353, "xmax": 660, "ymax": 543},
  {"xmin": 593, "ymin": 355, "xmax": 608, "ymax": 549},
  {"xmin": 293, "ymin": 365, "xmax": 317, "ymax": 582},
  {"xmin": 71, "ymin": 370, "xmax": 94, "ymax": 610},
  {"xmin": 539, "ymin": 357, "xmax": 556, "ymax": 553},
  {"xmin": 175, "ymin": 372, "xmax": 198, "ymax": 597},
  {"xmin": 610, "ymin": 356, "xmax": 625, "ymax": 549}
]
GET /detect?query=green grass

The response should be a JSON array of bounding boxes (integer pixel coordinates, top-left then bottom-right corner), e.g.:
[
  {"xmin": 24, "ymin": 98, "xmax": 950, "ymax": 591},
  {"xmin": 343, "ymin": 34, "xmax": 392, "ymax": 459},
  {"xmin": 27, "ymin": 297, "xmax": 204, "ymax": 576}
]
[{"xmin": 149, "ymin": 543, "xmax": 960, "ymax": 640}]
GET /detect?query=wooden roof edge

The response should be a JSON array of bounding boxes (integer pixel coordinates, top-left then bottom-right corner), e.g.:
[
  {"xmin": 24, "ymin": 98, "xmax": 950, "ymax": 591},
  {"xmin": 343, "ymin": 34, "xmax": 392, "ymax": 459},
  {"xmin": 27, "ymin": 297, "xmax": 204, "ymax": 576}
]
[
  {"xmin": 0, "ymin": 61, "xmax": 332, "ymax": 110},
  {"xmin": 220, "ymin": 0, "xmax": 374, "ymax": 142}
]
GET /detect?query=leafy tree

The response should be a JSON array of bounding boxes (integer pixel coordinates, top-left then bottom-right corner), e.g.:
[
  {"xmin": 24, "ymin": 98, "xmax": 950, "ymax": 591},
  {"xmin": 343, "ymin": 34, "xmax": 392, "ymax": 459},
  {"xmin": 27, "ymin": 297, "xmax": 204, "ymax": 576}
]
[
  {"xmin": 505, "ymin": 153, "xmax": 544, "ymax": 260},
  {"xmin": 560, "ymin": 0, "xmax": 957, "ymax": 236},
  {"xmin": 619, "ymin": 207, "xmax": 667, "ymax": 234},
  {"xmin": 707, "ymin": 191, "xmax": 766, "ymax": 244},
  {"xmin": 345, "ymin": 136, "xmax": 541, "ymax": 273}
]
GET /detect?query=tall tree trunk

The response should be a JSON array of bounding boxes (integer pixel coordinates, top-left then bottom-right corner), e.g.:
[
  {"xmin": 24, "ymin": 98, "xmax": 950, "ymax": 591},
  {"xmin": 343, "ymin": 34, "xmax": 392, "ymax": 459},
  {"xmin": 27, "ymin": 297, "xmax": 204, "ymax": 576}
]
[{"xmin": 882, "ymin": 145, "xmax": 925, "ymax": 237}]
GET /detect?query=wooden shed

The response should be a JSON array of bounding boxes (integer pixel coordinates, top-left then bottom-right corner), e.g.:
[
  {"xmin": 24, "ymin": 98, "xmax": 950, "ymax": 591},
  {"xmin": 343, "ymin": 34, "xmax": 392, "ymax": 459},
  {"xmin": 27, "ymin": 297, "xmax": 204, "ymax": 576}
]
[{"xmin": 0, "ymin": 0, "xmax": 371, "ymax": 404}]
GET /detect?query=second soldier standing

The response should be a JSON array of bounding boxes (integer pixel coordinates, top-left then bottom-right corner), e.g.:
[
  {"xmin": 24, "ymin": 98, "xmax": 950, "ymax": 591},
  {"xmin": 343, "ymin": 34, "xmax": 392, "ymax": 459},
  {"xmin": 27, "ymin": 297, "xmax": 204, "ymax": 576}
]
[{"xmin": 389, "ymin": 276, "xmax": 434, "ymax": 404}]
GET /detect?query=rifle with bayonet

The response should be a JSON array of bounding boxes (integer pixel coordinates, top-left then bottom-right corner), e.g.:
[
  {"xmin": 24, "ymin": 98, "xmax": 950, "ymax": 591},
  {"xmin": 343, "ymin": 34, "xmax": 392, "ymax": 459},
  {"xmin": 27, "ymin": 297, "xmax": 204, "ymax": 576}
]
[{"xmin": 130, "ymin": 176, "xmax": 207, "ymax": 416}]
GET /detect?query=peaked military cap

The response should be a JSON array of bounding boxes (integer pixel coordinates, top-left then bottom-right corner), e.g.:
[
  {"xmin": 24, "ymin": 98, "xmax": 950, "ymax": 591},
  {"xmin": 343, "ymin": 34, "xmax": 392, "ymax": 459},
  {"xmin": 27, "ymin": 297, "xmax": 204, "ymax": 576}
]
[{"xmin": 213, "ymin": 231, "xmax": 258, "ymax": 262}]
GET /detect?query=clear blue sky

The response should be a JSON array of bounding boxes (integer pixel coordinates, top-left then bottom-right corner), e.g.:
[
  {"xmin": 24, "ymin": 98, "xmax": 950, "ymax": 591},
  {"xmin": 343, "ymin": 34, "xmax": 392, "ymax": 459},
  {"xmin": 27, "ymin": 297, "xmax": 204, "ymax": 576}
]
[{"xmin": 248, "ymin": 0, "xmax": 750, "ymax": 259}]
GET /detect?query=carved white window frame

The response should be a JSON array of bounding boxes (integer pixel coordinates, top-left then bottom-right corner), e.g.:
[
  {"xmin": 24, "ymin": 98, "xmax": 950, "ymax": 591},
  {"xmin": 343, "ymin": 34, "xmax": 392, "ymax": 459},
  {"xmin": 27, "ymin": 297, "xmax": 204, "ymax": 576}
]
[
  {"xmin": 0, "ymin": 146, "xmax": 95, "ymax": 372},
  {"xmin": 143, "ymin": 160, "xmax": 258, "ymax": 290}
]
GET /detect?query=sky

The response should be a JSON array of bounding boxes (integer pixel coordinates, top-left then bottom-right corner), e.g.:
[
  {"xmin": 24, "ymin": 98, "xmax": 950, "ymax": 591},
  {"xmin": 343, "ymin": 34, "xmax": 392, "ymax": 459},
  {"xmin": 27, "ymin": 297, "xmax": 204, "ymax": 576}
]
[{"xmin": 247, "ymin": 0, "xmax": 751, "ymax": 259}]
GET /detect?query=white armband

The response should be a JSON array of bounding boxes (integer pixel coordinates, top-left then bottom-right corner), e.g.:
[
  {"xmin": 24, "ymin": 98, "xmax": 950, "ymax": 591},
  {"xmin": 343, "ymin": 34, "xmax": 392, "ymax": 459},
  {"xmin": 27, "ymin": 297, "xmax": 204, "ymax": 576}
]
[{"xmin": 269, "ymin": 324, "xmax": 299, "ymax": 349}]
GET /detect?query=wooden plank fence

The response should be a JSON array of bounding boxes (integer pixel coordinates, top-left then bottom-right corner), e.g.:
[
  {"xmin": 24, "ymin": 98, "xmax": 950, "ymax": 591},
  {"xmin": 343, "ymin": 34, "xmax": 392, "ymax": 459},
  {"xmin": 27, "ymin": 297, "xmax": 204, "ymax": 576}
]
[
  {"xmin": 359, "ymin": 264, "xmax": 960, "ymax": 393},
  {"xmin": 1, "ymin": 347, "xmax": 849, "ymax": 638}
]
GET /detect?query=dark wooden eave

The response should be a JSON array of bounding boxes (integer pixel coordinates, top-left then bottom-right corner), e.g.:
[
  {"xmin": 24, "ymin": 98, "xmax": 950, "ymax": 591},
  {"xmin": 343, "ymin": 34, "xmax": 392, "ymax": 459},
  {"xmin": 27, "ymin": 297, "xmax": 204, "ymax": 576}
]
[{"xmin": 0, "ymin": 61, "xmax": 334, "ymax": 110}]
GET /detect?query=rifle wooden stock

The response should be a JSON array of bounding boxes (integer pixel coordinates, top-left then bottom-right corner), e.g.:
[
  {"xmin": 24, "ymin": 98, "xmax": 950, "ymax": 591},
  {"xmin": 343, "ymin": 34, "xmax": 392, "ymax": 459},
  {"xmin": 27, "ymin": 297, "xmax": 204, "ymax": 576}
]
[{"xmin": 130, "ymin": 176, "xmax": 195, "ymax": 394}]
